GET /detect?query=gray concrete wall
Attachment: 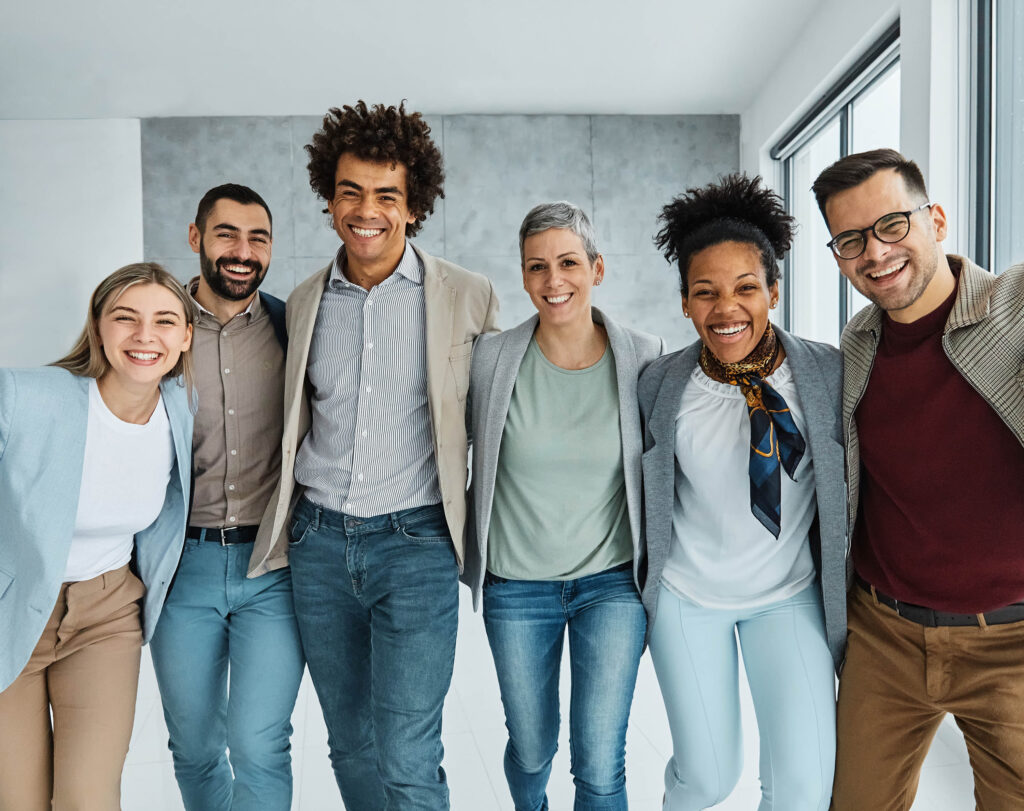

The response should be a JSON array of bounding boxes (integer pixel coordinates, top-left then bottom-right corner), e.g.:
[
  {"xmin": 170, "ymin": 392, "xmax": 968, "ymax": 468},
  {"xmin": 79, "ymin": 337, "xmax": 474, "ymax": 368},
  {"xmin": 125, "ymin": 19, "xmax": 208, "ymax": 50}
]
[{"xmin": 142, "ymin": 114, "xmax": 739, "ymax": 349}]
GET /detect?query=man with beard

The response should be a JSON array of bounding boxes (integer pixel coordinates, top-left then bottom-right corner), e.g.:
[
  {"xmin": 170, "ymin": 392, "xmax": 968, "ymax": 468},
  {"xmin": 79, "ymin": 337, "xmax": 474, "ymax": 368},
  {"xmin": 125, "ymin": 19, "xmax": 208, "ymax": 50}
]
[
  {"xmin": 149, "ymin": 184, "xmax": 304, "ymax": 811},
  {"xmin": 813, "ymin": 149, "xmax": 1024, "ymax": 810}
]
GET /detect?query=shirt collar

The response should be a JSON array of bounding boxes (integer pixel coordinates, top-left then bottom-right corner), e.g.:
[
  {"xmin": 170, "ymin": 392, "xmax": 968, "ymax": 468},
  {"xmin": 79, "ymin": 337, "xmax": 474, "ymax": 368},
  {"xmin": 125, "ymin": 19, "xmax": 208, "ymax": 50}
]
[
  {"xmin": 329, "ymin": 241, "xmax": 422, "ymax": 289},
  {"xmin": 187, "ymin": 277, "xmax": 261, "ymax": 324}
]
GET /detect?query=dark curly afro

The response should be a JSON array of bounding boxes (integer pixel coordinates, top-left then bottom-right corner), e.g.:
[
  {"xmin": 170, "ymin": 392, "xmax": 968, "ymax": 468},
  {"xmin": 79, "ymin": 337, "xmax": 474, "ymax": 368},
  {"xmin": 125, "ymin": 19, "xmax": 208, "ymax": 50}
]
[
  {"xmin": 306, "ymin": 101, "xmax": 444, "ymax": 237},
  {"xmin": 654, "ymin": 173, "xmax": 795, "ymax": 295}
]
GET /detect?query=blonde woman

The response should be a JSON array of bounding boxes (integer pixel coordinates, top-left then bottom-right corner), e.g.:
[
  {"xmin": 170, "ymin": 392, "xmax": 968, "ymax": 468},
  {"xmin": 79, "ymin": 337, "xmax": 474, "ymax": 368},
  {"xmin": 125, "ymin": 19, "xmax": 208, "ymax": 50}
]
[{"xmin": 0, "ymin": 262, "xmax": 194, "ymax": 809}]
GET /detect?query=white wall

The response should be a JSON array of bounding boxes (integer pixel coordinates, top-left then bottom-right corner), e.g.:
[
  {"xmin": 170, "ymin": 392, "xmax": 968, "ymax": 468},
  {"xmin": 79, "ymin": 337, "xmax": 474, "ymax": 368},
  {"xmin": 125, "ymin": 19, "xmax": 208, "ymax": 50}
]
[{"xmin": 0, "ymin": 119, "xmax": 144, "ymax": 366}]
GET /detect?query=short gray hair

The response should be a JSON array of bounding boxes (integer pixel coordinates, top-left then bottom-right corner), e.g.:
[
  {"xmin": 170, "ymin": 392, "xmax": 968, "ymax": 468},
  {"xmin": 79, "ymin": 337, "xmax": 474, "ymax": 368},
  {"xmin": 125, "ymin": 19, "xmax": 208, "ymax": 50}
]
[{"xmin": 518, "ymin": 201, "xmax": 599, "ymax": 265}]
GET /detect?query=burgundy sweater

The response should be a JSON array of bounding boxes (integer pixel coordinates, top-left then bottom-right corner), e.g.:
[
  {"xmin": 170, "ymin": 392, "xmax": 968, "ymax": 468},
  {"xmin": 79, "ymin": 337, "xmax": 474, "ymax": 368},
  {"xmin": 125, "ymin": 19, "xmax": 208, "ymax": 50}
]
[{"xmin": 853, "ymin": 280, "xmax": 1024, "ymax": 612}]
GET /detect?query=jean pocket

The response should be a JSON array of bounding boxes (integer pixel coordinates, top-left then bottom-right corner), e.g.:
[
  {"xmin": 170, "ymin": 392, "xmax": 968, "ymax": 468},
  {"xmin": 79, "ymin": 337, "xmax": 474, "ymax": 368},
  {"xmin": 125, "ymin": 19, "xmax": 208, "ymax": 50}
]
[
  {"xmin": 288, "ymin": 513, "xmax": 313, "ymax": 547},
  {"xmin": 400, "ymin": 513, "xmax": 451, "ymax": 543}
]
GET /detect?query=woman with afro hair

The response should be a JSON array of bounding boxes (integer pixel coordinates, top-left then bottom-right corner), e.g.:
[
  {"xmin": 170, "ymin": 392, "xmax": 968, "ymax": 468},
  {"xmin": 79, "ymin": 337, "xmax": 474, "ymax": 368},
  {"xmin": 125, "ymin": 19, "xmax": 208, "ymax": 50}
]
[{"xmin": 637, "ymin": 174, "xmax": 846, "ymax": 810}]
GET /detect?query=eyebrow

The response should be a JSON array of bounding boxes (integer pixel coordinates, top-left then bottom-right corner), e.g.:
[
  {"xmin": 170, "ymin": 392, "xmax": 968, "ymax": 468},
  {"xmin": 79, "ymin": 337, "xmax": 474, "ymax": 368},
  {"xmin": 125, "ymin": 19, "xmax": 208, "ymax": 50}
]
[
  {"xmin": 525, "ymin": 252, "xmax": 582, "ymax": 262},
  {"xmin": 110, "ymin": 305, "xmax": 181, "ymax": 317},
  {"xmin": 336, "ymin": 179, "xmax": 404, "ymax": 196},
  {"xmin": 212, "ymin": 222, "xmax": 272, "ymax": 238},
  {"xmin": 690, "ymin": 272, "xmax": 759, "ymax": 286}
]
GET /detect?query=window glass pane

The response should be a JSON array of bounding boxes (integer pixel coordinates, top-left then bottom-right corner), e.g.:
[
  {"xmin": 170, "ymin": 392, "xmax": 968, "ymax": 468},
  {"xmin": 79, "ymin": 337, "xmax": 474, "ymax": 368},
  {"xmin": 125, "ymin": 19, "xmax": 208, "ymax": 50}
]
[
  {"xmin": 788, "ymin": 118, "xmax": 841, "ymax": 345},
  {"xmin": 994, "ymin": 1, "xmax": 1024, "ymax": 272}
]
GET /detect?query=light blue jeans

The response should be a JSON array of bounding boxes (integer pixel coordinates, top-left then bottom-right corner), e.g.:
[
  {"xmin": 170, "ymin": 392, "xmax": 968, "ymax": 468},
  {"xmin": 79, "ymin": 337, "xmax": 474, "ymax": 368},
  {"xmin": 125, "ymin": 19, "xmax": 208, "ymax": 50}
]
[
  {"xmin": 649, "ymin": 583, "xmax": 835, "ymax": 811},
  {"xmin": 482, "ymin": 563, "xmax": 647, "ymax": 811},
  {"xmin": 149, "ymin": 536, "xmax": 305, "ymax": 811}
]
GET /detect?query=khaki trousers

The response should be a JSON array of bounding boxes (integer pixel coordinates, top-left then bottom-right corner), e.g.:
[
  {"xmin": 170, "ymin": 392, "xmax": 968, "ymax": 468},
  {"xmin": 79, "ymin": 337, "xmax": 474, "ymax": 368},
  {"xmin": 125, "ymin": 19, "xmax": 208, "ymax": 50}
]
[
  {"xmin": 0, "ymin": 564, "xmax": 145, "ymax": 811},
  {"xmin": 832, "ymin": 585, "xmax": 1024, "ymax": 811}
]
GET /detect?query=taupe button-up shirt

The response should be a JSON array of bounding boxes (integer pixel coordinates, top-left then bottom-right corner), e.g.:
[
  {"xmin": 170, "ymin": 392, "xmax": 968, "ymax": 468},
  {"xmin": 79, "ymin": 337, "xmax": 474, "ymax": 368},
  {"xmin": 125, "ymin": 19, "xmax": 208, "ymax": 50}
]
[{"xmin": 188, "ymin": 279, "xmax": 285, "ymax": 528}]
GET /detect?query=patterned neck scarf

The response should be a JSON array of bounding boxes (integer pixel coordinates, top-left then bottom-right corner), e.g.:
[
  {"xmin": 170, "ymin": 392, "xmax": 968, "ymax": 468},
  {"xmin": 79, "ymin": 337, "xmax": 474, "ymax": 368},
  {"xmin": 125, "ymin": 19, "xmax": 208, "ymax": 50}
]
[{"xmin": 698, "ymin": 323, "xmax": 805, "ymax": 538}]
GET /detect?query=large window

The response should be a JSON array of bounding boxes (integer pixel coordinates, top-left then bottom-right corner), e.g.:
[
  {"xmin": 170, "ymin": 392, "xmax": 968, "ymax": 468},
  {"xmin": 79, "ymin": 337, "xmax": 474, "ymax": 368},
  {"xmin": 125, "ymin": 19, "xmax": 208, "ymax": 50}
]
[
  {"xmin": 992, "ymin": 0, "xmax": 1024, "ymax": 272},
  {"xmin": 771, "ymin": 25, "xmax": 900, "ymax": 346}
]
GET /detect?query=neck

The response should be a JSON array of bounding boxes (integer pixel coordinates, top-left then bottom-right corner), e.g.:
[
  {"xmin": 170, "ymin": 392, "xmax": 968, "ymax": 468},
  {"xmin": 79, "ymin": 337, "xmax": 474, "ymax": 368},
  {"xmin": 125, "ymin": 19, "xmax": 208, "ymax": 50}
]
[
  {"xmin": 195, "ymin": 278, "xmax": 256, "ymax": 325},
  {"xmin": 96, "ymin": 372, "xmax": 162, "ymax": 424},
  {"xmin": 534, "ymin": 312, "xmax": 606, "ymax": 370},
  {"xmin": 700, "ymin": 323, "xmax": 782, "ymax": 383},
  {"xmin": 888, "ymin": 253, "xmax": 956, "ymax": 324},
  {"xmin": 344, "ymin": 245, "xmax": 405, "ymax": 291}
]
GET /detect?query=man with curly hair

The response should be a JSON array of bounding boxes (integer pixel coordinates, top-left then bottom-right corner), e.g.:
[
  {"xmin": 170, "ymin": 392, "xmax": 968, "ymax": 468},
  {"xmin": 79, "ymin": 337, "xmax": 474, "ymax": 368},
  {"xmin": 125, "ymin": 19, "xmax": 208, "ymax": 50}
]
[{"xmin": 249, "ymin": 101, "xmax": 499, "ymax": 810}]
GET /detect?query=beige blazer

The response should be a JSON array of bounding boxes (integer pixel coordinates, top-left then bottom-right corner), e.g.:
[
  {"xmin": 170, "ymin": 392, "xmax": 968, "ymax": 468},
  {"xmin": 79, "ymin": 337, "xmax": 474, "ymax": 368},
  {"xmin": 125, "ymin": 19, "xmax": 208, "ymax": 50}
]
[{"xmin": 248, "ymin": 244, "xmax": 499, "ymax": 577}]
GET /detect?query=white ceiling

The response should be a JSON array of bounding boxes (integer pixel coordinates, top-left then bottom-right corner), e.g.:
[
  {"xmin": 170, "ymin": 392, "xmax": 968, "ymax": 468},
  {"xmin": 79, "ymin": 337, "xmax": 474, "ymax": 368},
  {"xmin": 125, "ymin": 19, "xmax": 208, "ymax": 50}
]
[{"xmin": 2, "ymin": 0, "xmax": 823, "ymax": 119}]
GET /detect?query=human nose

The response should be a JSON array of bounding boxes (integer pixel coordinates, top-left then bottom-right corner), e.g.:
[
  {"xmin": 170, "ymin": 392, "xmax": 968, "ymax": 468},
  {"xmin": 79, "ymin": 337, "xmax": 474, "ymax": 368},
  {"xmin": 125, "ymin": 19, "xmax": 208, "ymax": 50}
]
[
  {"xmin": 860, "ymin": 229, "xmax": 892, "ymax": 264},
  {"xmin": 134, "ymin": 320, "xmax": 156, "ymax": 342}
]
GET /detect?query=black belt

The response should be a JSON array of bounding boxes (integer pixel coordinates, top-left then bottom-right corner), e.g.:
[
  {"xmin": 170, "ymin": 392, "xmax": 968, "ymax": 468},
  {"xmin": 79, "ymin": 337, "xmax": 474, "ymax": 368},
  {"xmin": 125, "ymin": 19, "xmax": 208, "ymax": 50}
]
[
  {"xmin": 855, "ymin": 574, "xmax": 1024, "ymax": 627},
  {"xmin": 185, "ymin": 525, "xmax": 259, "ymax": 545}
]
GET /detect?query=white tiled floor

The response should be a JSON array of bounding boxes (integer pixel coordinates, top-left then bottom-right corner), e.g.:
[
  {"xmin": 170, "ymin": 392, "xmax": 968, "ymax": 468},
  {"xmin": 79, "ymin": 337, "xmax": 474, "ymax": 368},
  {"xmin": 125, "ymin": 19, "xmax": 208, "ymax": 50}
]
[{"xmin": 122, "ymin": 590, "xmax": 976, "ymax": 809}]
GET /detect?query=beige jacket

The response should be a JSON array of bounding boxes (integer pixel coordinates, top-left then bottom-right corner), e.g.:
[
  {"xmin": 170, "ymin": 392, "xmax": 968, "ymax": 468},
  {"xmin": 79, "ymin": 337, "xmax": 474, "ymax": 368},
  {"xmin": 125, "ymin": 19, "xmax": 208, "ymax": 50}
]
[{"xmin": 248, "ymin": 244, "xmax": 499, "ymax": 576}]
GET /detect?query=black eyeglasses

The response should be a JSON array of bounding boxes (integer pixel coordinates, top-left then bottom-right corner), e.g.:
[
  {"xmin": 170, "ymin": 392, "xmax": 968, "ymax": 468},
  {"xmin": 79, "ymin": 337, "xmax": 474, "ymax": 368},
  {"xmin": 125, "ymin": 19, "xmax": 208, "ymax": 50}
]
[{"xmin": 826, "ymin": 203, "xmax": 933, "ymax": 259}]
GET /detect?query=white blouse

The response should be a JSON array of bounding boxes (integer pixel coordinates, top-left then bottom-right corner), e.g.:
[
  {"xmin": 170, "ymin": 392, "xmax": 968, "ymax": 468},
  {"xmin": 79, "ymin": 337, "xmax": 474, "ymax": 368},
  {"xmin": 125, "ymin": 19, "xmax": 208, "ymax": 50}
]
[
  {"xmin": 63, "ymin": 379, "xmax": 174, "ymax": 582},
  {"xmin": 662, "ymin": 360, "xmax": 818, "ymax": 609}
]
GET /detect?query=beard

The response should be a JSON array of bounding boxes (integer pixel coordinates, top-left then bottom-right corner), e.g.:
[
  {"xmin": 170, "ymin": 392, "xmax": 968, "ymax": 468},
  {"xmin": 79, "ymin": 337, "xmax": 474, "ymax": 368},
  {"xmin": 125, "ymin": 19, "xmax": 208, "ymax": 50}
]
[{"xmin": 199, "ymin": 243, "xmax": 267, "ymax": 302}]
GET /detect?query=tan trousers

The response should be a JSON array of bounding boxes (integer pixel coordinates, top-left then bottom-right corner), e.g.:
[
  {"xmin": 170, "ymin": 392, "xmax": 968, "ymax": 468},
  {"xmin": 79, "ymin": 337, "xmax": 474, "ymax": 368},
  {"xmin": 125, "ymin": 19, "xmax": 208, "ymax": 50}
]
[
  {"xmin": 0, "ymin": 564, "xmax": 145, "ymax": 811},
  {"xmin": 832, "ymin": 585, "xmax": 1024, "ymax": 811}
]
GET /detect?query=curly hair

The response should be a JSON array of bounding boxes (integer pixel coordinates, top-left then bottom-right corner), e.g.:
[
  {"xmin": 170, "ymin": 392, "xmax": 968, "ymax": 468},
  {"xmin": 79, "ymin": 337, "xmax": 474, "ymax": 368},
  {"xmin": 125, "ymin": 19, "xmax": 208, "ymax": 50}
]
[
  {"xmin": 305, "ymin": 101, "xmax": 444, "ymax": 237},
  {"xmin": 654, "ymin": 173, "xmax": 794, "ymax": 295}
]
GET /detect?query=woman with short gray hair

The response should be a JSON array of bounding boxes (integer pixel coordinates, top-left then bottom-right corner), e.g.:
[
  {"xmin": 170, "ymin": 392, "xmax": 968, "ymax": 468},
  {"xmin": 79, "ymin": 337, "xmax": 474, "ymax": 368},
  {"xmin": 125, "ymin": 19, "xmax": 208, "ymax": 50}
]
[{"xmin": 463, "ymin": 201, "xmax": 665, "ymax": 809}]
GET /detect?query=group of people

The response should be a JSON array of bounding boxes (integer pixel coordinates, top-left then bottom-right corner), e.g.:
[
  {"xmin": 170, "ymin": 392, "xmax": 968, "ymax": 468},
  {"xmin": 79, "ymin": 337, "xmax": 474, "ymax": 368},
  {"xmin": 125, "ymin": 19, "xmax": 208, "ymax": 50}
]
[{"xmin": 0, "ymin": 99, "xmax": 1021, "ymax": 811}]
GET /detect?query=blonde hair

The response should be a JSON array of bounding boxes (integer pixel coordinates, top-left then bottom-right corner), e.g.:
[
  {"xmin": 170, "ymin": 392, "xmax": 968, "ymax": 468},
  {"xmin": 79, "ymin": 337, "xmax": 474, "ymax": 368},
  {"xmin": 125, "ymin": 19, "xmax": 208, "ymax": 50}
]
[{"xmin": 52, "ymin": 262, "xmax": 195, "ymax": 393}]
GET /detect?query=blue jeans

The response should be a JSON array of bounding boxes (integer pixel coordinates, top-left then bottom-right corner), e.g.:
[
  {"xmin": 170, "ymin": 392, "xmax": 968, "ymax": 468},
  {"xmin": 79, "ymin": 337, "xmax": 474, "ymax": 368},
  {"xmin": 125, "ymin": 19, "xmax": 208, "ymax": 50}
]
[
  {"xmin": 288, "ymin": 496, "xmax": 459, "ymax": 811},
  {"xmin": 482, "ymin": 563, "xmax": 647, "ymax": 811},
  {"xmin": 149, "ymin": 536, "xmax": 305, "ymax": 811},
  {"xmin": 648, "ymin": 584, "xmax": 836, "ymax": 811}
]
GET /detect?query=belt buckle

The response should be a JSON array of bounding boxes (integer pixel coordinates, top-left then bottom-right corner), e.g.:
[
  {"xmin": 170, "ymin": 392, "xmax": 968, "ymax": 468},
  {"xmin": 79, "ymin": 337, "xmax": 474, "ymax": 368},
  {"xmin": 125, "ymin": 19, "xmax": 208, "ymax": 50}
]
[{"xmin": 219, "ymin": 527, "xmax": 230, "ymax": 546}]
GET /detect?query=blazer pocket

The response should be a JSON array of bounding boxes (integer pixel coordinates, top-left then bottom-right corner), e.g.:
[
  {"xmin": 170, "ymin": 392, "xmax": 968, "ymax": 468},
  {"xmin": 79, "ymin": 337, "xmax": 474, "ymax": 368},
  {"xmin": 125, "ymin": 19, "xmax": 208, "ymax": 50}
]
[{"xmin": 449, "ymin": 340, "xmax": 474, "ymax": 402}]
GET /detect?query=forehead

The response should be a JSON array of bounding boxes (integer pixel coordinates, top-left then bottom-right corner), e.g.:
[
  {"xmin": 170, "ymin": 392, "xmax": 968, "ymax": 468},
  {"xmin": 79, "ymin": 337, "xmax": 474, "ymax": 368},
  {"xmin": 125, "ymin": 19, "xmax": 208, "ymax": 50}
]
[
  {"xmin": 523, "ymin": 227, "xmax": 586, "ymax": 257},
  {"xmin": 334, "ymin": 153, "xmax": 409, "ymax": 191},
  {"xmin": 687, "ymin": 240, "xmax": 765, "ymax": 284},
  {"xmin": 205, "ymin": 198, "xmax": 271, "ymax": 233},
  {"xmin": 825, "ymin": 169, "xmax": 915, "ymax": 233},
  {"xmin": 107, "ymin": 282, "xmax": 185, "ymax": 315}
]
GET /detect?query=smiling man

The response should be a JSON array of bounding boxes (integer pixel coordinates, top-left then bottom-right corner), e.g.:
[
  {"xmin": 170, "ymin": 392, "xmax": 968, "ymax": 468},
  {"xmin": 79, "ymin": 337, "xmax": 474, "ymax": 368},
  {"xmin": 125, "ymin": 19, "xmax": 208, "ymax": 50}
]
[
  {"xmin": 813, "ymin": 149, "xmax": 1024, "ymax": 810},
  {"xmin": 248, "ymin": 102, "xmax": 498, "ymax": 810},
  {"xmin": 148, "ymin": 184, "xmax": 304, "ymax": 811}
]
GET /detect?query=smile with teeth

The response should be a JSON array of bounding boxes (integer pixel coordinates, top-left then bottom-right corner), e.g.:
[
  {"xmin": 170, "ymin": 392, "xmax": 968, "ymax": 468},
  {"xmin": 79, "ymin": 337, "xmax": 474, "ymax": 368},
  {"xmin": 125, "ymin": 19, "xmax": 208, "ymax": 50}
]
[
  {"xmin": 127, "ymin": 351, "xmax": 160, "ymax": 361},
  {"xmin": 221, "ymin": 264, "xmax": 253, "ymax": 275},
  {"xmin": 868, "ymin": 260, "xmax": 907, "ymax": 280},
  {"xmin": 710, "ymin": 323, "xmax": 748, "ymax": 336},
  {"xmin": 350, "ymin": 225, "xmax": 385, "ymax": 238},
  {"xmin": 544, "ymin": 293, "xmax": 572, "ymax": 304}
]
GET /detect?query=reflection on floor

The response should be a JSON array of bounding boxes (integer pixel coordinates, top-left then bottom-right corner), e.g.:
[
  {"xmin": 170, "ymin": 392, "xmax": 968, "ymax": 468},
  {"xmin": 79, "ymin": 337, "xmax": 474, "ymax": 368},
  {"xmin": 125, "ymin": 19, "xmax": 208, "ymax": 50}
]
[{"xmin": 123, "ymin": 590, "xmax": 976, "ymax": 810}]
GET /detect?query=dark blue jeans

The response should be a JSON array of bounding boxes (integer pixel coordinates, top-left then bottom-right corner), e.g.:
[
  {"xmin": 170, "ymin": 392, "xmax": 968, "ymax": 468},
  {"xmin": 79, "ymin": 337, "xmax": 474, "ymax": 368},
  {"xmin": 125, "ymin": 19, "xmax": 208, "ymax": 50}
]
[
  {"xmin": 482, "ymin": 563, "xmax": 646, "ymax": 811},
  {"xmin": 288, "ymin": 496, "xmax": 459, "ymax": 811}
]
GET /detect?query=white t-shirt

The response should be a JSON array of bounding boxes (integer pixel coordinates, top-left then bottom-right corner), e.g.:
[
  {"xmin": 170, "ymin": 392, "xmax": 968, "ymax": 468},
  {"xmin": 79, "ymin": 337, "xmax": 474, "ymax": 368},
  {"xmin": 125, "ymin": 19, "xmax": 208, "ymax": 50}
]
[
  {"xmin": 662, "ymin": 360, "xmax": 817, "ymax": 609},
  {"xmin": 63, "ymin": 379, "xmax": 175, "ymax": 582}
]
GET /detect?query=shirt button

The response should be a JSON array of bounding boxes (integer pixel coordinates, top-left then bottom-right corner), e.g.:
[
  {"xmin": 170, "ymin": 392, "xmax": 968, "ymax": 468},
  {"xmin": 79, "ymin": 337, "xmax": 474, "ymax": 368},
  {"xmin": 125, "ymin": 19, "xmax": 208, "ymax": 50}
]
[
  {"xmin": 367, "ymin": 300, "xmax": 374, "ymax": 307},
  {"xmin": 367, "ymin": 342, "xmax": 374, "ymax": 349},
  {"xmin": 228, "ymin": 408, "xmax": 235, "ymax": 416},
  {"xmin": 224, "ymin": 368, "xmax": 231, "ymax": 374},
  {"xmin": 362, "ymin": 429, "xmax": 368, "ymax": 437},
  {"xmin": 230, "ymin": 449, "xmax": 237, "ymax": 456},
  {"xmin": 357, "ymin": 473, "xmax": 364, "ymax": 482},
  {"xmin": 366, "ymin": 386, "xmax": 372, "ymax": 393},
  {"xmin": 228, "ymin": 484, "xmax": 236, "ymax": 491},
  {"xmin": 345, "ymin": 502, "xmax": 352, "ymax": 510},
  {"xmin": 229, "ymin": 516, "xmax": 236, "ymax": 523}
]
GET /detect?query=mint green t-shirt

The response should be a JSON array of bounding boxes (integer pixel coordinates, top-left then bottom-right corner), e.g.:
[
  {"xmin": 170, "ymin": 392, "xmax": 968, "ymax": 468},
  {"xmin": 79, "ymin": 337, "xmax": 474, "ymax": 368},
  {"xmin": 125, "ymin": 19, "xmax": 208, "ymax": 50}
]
[{"xmin": 486, "ymin": 337, "xmax": 633, "ymax": 581}]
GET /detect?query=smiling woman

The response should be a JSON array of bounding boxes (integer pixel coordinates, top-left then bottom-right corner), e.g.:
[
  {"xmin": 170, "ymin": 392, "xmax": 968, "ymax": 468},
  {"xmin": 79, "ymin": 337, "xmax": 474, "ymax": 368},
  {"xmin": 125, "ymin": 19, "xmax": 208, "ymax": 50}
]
[
  {"xmin": 0, "ymin": 262, "xmax": 195, "ymax": 810},
  {"xmin": 637, "ymin": 174, "xmax": 848, "ymax": 810}
]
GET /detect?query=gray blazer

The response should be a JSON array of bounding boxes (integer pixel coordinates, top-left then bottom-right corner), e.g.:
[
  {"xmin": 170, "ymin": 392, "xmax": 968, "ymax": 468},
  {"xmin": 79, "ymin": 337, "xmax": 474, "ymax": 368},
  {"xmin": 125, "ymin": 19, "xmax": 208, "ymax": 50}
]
[
  {"xmin": 462, "ymin": 307, "xmax": 665, "ymax": 609},
  {"xmin": 637, "ymin": 326, "xmax": 848, "ymax": 667}
]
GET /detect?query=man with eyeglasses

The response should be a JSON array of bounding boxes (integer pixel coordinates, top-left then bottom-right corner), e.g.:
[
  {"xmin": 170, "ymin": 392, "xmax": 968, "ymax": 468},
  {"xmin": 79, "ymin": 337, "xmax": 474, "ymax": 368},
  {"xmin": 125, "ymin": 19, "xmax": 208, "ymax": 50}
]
[{"xmin": 812, "ymin": 148, "xmax": 1024, "ymax": 809}]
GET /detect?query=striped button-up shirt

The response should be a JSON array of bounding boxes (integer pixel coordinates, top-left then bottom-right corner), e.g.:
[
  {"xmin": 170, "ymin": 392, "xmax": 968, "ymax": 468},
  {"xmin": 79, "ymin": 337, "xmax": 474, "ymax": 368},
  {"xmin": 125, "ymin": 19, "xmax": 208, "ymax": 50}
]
[{"xmin": 294, "ymin": 243, "xmax": 442, "ymax": 516}]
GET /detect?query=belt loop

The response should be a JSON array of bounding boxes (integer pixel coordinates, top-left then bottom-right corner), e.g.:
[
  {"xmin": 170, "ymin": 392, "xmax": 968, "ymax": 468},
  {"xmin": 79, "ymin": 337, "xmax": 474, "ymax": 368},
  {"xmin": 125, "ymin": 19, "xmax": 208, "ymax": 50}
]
[
  {"xmin": 390, "ymin": 511, "xmax": 400, "ymax": 531},
  {"xmin": 870, "ymin": 585, "xmax": 880, "ymax": 607},
  {"xmin": 312, "ymin": 504, "xmax": 321, "ymax": 532},
  {"xmin": 978, "ymin": 613, "xmax": 989, "ymax": 631}
]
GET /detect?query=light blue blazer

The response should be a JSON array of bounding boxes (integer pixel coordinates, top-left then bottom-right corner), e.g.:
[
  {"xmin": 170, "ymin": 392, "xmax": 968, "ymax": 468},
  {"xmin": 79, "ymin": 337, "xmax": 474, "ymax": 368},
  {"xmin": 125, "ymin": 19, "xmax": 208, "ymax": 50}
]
[
  {"xmin": 0, "ymin": 367, "xmax": 193, "ymax": 692},
  {"xmin": 462, "ymin": 307, "xmax": 665, "ymax": 609}
]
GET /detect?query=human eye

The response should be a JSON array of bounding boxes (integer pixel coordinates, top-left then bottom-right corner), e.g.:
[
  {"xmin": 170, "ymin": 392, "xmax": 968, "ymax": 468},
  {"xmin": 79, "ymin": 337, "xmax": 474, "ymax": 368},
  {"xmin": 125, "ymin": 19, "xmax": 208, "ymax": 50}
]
[
  {"xmin": 834, "ymin": 232, "xmax": 863, "ymax": 255},
  {"xmin": 692, "ymin": 289, "xmax": 713, "ymax": 298},
  {"xmin": 527, "ymin": 263, "xmax": 546, "ymax": 273},
  {"xmin": 562, "ymin": 258, "xmax": 578, "ymax": 268},
  {"xmin": 876, "ymin": 213, "xmax": 907, "ymax": 235}
]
